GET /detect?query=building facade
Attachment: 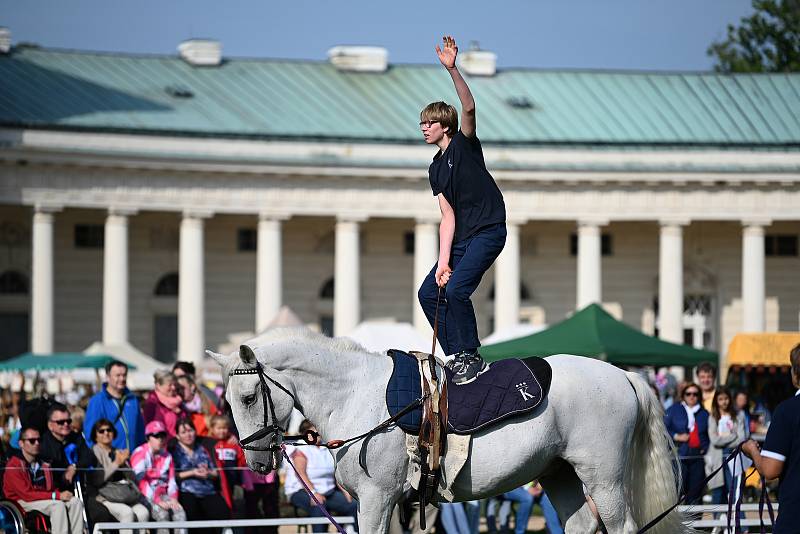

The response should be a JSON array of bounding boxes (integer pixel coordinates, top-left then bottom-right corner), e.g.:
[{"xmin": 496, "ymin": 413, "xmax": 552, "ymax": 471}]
[{"xmin": 1, "ymin": 42, "xmax": 799, "ymax": 373}]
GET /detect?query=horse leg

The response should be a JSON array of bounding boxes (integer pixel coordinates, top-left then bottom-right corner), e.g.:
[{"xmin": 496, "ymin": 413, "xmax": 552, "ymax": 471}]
[
  {"xmin": 580, "ymin": 470, "xmax": 637, "ymax": 534},
  {"xmin": 540, "ymin": 460, "xmax": 600, "ymax": 534},
  {"xmin": 354, "ymin": 487, "xmax": 400, "ymax": 534}
]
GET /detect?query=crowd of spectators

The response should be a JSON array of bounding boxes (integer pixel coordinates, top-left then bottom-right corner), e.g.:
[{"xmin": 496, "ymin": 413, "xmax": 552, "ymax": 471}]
[{"xmin": 0, "ymin": 360, "xmax": 281, "ymax": 534}]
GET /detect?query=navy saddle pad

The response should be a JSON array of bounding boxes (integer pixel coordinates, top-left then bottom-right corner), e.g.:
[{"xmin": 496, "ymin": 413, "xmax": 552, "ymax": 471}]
[{"xmin": 385, "ymin": 349, "xmax": 552, "ymax": 435}]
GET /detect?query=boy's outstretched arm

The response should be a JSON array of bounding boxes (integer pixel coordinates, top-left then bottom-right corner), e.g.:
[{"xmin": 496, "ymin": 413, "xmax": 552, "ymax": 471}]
[{"xmin": 436, "ymin": 35, "xmax": 476, "ymax": 137}]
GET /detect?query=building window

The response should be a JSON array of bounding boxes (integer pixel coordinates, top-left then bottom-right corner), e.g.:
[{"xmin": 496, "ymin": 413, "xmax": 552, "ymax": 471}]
[
  {"xmin": 403, "ymin": 232, "xmax": 415, "ymax": 255},
  {"xmin": 319, "ymin": 278, "xmax": 334, "ymax": 299},
  {"xmin": 320, "ymin": 316, "xmax": 334, "ymax": 337},
  {"xmin": 74, "ymin": 224, "xmax": 104, "ymax": 249},
  {"xmin": 0, "ymin": 271, "xmax": 28, "ymax": 294},
  {"xmin": 488, "ymin": 282, "xmax": 532, "ymax": 301},
  {"xmin": 569, "ymin": 234, "xmax": 613, "ymax": 256},
  {"xmin": 238, "ymin": 228, "xmax": 257, "ymax": 252},
  {"xmin": 154, "ymin": 273, "xmax": 179, "ymax": 296},
  {"xmin": 765, "ymin": 235, "xmax": 798, "ymax": 257}
]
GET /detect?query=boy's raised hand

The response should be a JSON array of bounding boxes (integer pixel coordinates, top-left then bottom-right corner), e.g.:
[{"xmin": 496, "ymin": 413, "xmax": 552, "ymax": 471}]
[{"xmin": 435, "ymin": 35, "xmax": 458, "ymax": 70}]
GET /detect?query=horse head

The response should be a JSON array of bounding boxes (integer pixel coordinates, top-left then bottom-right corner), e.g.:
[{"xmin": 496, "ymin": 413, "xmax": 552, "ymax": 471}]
[{"xmin": 206, "ymin": 344, "xmax": 296, "ymax": 474}]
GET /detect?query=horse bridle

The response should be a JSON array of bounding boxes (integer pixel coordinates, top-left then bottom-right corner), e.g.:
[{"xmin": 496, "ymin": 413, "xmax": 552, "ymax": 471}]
[{"xmin": 229, "ymin": 362, "xmax": 297, "ymax": 452}]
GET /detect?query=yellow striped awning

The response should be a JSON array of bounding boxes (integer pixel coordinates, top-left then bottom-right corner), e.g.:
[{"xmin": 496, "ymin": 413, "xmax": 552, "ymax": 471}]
[{"xmin": 727, "ymin": 333, "xmax": 800, "ymax": 367}]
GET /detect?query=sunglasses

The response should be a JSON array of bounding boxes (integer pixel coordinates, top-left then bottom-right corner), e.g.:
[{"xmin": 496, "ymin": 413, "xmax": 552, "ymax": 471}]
[
  {"xmin": 684, "ymin": 391, "xmax": 700, "ymax": 397},
  {"xmin": 97, "ymin": 428, "xmax": 114, "ymax": 435},
  {"xmin": 51, "ymin": 418, "xmax": 72, "ymax": 426},
  {"xmin": 148, "ymin": 432, "xmax": 167, "ymax": 440},
  {"xmin": 23, "ymin": 437, "xmax": 41, "ymax": 444},
  {"xmin": 419, "ymin": 120, "xmax": 440, "ymax": 129}
]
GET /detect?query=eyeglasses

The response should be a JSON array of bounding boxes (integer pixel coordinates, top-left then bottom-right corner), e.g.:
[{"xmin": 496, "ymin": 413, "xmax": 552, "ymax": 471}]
[
  {"xmin": 23, "ymin": 437, "xmax": 41, "ymax": 444},
  {"xmin": 684, "ymin": 391, "xmax": 700, "ymax": 397},
  {"xmin": 148, "ymin": 432, "xmax": 167, "ymax": 440},
  {"xmin": 51, "ymin": 418, "xmax": 72, "ymax": 426},
  {"xmin": 97, "ymin": 428, "xmax": 114, "ymax": 435},
  {"xmin": 419, "ymin": 120, "xmax": 440, "ymax": 129}
]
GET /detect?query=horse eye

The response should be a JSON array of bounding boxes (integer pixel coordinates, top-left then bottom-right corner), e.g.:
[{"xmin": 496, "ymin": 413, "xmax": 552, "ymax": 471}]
[{"xmin": 241, "ymin": 393, "xmax": 257, "ymax": 406}]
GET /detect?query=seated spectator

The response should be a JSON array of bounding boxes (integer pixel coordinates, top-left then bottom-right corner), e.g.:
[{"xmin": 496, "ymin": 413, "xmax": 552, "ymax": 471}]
[
  {"xmin": 209, "ymin": 415, "xmax": 279, "ymax": 534},
  {"xmin": 439, "ymin": 502, "xmax": 473, "ymax": 534},
  {"xmin": 177, "ymin": 375, "xmax": 217, "ymax": 437},
  {"xmin": 88, "ymin": 419, "xmax": 149, "ymax": 534},
  {"xmin": 172, "ymin": 417, "xmax": 231, "ymax": 533},
  {"xmin": 131, "ymin": 421, "xmax": 187, "ymax": 534},
  {"xmin": 143, "ymin": 371, "xmax": 186, "ymax": 439},
  {"xmin": 284, "ymin": 420, "xmax": 358, "ymax": 533},
  {"xmin": 3, "ymin": 426, "xmax": 85, "ymax": 534},
  {"xmin": 39, "ymin": 402, "xmax": 114, "ymax": 527}
]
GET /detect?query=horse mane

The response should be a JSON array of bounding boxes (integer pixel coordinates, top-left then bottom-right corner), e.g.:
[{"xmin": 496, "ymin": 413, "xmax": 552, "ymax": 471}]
[{"xmin": 247, "ymin": 326, "xmax": 376, "ymax": 358}]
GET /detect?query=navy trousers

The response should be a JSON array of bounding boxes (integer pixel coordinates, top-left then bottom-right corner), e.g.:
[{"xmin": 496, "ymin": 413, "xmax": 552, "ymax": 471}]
[{"xmin": 418, "ymin": 222, "xmax": 506, "ymax": 355}]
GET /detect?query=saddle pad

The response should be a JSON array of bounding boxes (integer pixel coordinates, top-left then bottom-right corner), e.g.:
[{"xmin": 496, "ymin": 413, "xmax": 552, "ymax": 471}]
[
  {"xmin": 386, "ymin": 349, "xmax": 424, "ymax": 433},
  {"xmin": 385, "ymin": 350, "xmax": 552, "ymax": 435}
]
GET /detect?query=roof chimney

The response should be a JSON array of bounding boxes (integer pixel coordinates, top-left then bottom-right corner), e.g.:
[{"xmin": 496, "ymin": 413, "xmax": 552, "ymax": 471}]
[
  {"xmin": 327, "ymin": 46, "xmax": 388, "ymax": 73},
  {"xmin": 0, "ymin": 28, "xmax": 11, "ymax": 54},
  {"xmin": 178, "ymin": 39, "xmax": 222, "ymax": 67},
  {"xmin": 458, "ymin": 41, "xmax": 496, "ymax": 76}
]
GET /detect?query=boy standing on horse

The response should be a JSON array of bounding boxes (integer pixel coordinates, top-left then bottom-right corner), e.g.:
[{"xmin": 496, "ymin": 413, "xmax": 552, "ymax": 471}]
[{"xmin": 417, "ymin": 35, "xmax": 506, "ymax": 385}]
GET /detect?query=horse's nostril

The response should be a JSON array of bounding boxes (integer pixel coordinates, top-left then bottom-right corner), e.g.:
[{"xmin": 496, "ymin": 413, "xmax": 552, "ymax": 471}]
[{"xmin": 254, "ymin": 462, "xmax": 268, "ymax": 473}]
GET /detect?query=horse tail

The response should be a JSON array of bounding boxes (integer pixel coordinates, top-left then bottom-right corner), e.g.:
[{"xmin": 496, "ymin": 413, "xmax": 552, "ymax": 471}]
[{"xmin": 625, "ymin": 371, "xmax": 697, "ymax": 534}]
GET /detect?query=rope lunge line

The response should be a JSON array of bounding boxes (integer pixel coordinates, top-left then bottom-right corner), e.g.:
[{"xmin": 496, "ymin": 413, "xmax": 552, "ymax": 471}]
[
  {"xmin": 281, "ymin": 444, "xmax": 348, "ymax": 534},
  {"xmin": 637, "ymin": 443, "xmax": 774, "ymax": 533}
]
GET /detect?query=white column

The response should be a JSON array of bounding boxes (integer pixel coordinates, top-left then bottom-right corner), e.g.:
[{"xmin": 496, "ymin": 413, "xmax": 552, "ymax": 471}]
[
  {"xmin": 256, "ymin": 214, "xmax": 286, "ymax": 332},
  {"xmin": 494, "ymin": 220, "xmax": 522, "ymax": 332},
  {"xmin": 658, "ymin": 221, "xmax": 687, "ymax": 344},
  {"xmin": 334, "ymin": 217, "xmax": 364, "ymax": 337},
  {"xmin": 31, "ymin": 206, "xmax": 59, "ymax": 354},
  {"xmin": 742, "ymin": 220, "xmax": 769, "ymax": 332},
  {"xmin": 413, "ymin": 219, "xmax": 438, "ymax": 335},
  {"xmin": 576, "ymin": 220, "xmax": 604, "ymax": 309},
  {"xmin": 103, "ymin": 208, "xmax": 136, "ymax": 345},
  {"xmin": 178, "ymin": 211, "xmax": 211, "ymax": 364}
]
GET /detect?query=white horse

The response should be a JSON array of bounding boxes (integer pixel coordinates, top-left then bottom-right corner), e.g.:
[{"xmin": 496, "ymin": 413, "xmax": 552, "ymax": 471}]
[{"xmin": 208, "ymin": 326, "xmax": 691, "ymax": 534}]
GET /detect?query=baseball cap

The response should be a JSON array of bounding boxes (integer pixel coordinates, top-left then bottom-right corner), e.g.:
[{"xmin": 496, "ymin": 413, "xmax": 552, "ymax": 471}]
[{"xmin": 145, "ymin": 420, "xmax": 167, "ymax": 436}]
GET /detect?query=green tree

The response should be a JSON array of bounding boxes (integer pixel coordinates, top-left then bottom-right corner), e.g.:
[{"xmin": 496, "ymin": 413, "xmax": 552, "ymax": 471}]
[{"xmin": 708, "ymin": 0, "xmax": 800, "ymax": 72}]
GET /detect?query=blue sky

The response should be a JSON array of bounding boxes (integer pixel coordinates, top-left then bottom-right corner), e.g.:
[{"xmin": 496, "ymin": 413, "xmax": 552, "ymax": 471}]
[{"xmin": 1, "ymin": 0, "xmax": 754, "ymax": 71}]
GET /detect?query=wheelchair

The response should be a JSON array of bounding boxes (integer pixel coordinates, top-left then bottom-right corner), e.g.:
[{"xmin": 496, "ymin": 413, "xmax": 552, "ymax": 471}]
[{"xmin": 0, "ymin": 499, "xmax": 50, "ymax": 534}]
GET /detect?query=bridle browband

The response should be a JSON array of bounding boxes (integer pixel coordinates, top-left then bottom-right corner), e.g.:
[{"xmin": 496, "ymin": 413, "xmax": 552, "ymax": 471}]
[{"xmin": 230, "ymin": 361, "xmax": 297, "ymax": 452}]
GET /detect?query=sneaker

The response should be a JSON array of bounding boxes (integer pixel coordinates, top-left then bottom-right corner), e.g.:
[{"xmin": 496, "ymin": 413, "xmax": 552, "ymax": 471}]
[
  {"xmin": 446, "ymin": 354, "xmax": 466, "ymax": 374},
  {"xmin": 453, "ymin": 351, "xmax": 489, "ymax": 385}
]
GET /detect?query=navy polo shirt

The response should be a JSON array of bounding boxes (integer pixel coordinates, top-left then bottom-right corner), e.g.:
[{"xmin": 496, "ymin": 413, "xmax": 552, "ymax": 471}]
[
  {"xmin": 761, "ymin": 391, "xmax": 800, "ymax": 533},
  {"xmin": 428, "ymin": 131, "xmax": 505, "ymax": 244}
]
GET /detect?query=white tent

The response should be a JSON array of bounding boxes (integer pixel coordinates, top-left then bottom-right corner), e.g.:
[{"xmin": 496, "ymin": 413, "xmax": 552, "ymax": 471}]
[
  {"xmin": 481, "ymin": 323, "xmax": 546, "ymax": 345},
  {"xmin": 84, "ymin": 341, "xmax": 167, "ymax": 390},
  {"xmin": 346, "ymin": 319, "xmax": 442, "ymax": 356}
]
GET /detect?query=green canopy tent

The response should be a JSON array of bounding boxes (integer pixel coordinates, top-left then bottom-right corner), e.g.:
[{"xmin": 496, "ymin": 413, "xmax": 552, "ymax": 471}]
[
  {"xmin": 481, "ymin": 303, "xmax": 717, "ymax": 366},
  {"xmin": 0, "ymin": 353, "xmax": 134, "ymax": 371}
]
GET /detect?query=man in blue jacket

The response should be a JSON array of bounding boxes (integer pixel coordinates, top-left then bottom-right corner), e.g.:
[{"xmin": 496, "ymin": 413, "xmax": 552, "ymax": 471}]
[{"xmin": 83, "ymin": 360, "xmax": 144, "ymax": 451}]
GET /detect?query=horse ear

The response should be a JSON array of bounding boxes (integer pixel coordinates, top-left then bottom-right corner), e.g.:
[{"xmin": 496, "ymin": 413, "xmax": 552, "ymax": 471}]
[
  {"xmin": 239, "ymin": 344, "xmax": 256, "ymax": 364},
  {"xmin": 205, "ymin": 350, "xmax": 228, "ymax": 367}
]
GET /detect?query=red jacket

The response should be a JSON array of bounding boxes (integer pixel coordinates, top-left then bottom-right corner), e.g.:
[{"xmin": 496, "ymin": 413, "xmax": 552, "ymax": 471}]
[{"xmin": 3, "ymin": 455, "xmax": 59, "ymax": 502}]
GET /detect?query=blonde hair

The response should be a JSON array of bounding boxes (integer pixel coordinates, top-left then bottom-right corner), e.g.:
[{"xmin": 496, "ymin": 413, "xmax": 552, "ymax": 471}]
[
  {"xmin": 153, "ymin": 369, "xmax": 176, "ymax": 386},
  {"xmin": 420, "ymin": 101, "xmax": 458, "ymax": 136},
  {"xmin": 209, "ymin": 414, "xmax": 231, "ymax": 429}
]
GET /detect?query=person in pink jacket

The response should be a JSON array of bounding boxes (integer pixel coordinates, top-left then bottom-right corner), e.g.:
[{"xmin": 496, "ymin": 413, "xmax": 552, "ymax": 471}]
[
  {"xmin": 143, "ymin": 370, "xmax": 186, "ymax": 439},
  {"xmin": 131, "ymin": 421, "xmax": 187, "ymax": 534}
]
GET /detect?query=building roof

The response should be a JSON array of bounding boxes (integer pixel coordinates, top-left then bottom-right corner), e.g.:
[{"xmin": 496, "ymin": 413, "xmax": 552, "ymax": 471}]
[{"xmin": 1, "ymin": 46, "xmax": 800, "ymax": 147}]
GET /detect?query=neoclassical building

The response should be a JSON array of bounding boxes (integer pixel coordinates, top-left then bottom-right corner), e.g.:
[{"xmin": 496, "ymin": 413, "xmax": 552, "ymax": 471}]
[{"xmin": 0, "ymin": 39, "xmax": 798, "ymax": 374}]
